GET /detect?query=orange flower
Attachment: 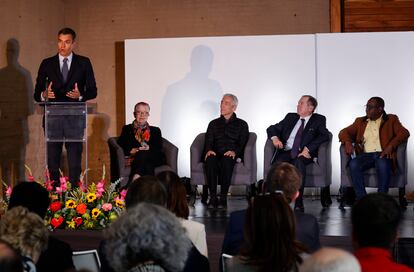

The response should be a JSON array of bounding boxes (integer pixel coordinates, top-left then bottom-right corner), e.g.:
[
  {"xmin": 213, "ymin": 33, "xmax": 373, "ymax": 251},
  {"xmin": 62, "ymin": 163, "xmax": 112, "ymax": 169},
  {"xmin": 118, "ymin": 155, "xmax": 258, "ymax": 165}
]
[{"xmin": 76, "ymin": 203, "xmax": 87, "ymax": 215}]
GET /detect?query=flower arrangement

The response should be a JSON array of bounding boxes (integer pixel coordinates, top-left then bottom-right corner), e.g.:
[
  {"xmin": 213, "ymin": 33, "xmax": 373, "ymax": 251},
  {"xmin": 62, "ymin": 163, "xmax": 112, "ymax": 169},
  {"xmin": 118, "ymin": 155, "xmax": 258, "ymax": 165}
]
[{"xmin": 2, "ymin": 165, "xmax": 126, "ymax": 230}]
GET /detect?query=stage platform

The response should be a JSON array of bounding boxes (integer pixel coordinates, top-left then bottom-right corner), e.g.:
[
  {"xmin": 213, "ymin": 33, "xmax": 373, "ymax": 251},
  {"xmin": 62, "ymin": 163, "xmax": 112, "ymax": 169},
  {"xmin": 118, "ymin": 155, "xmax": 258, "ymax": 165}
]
[{"xmin": 52, "ymin": 196, "xmax": 414, "ymax": 272}]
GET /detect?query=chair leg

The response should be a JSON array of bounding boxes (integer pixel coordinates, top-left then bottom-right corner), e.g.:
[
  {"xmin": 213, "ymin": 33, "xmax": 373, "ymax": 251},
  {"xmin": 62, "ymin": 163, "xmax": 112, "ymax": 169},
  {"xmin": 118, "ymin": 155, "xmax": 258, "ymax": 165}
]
[{"xmin": 399, "ymin": 187, "xmax": 407, "ymax": 209}]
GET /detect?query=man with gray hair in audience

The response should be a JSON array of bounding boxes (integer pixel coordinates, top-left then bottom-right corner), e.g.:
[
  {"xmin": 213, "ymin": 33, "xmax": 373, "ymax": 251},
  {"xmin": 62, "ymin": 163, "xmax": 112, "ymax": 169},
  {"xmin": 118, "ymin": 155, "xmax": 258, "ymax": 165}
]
[
  {"xmin": 299, "ymin": 247, "xmax": 361, "ymax": 272},
  {"xmin": 204, "ymin": 93, "xmax": 249, "ymax": 209}
]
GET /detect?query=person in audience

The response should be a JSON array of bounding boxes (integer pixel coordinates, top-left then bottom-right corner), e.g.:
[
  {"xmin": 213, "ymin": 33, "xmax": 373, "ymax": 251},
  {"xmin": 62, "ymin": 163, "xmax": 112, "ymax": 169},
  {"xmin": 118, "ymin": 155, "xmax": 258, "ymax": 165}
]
[
  {"xmin": 352, "ymin": 193, "xmax": 413, "ymax": 272},
  {"xmin": 299, "ymin": 247, "xmax": 360, "ymax": 272},
  {"xmin": 118, "ymin": 102, "xmax": 166, "ymax": 185},
  {"xmin": 157, "ymin": 171, "xmax": 208, "ymax": 258},
  {"xmin": 8, "ymin": 182, "xmax": 75, "ymax": 272},
  {"xmin": 204, "ymin": 93, "xmax": 249, "ymax": 209},
  {"xmin": 100, "ymin": 176, "xmax": 209, "ymax": 272},
  {"xmin": 104, "ymin": 202, "xmax": 192, "ymax": 272},
  {"xmin": 0, "ymin": 207, "xmax": 49, "ymax": 272},
  {"xmin": 0, "ymin": 239, "xmax": 23, "ymax": 272},
  {"xmin": 339, "ymin": 97, "xmax": 409, "ymax": 200},
  {"xmin": 222, "ymin": 162, "xmax": 320, "ymax": 258},
  {"xmin": 226, "ymin": 192, "xmax": 307, "ymax": 271},
  {"xmin": 266, "ymin": 95, "xmax": 331, "ymax": 211}
]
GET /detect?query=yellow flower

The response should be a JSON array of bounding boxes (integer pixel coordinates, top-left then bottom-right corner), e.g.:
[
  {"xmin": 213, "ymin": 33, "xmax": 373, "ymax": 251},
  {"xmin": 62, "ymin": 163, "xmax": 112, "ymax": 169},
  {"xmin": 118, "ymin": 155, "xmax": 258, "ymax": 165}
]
[
  {"xmin": 87, "ymin": 193, "xmax": 97, "ymax": 203},
  {"xmin": 91, "ymin": 208, "xmax": 101, "ymax": 219},
  {"xmin": 66, "ymin": 220, "xmax": 76, "ymax": 229},
  {"xmin": 115, "ymin": 199, "xmax": 124, "ymax": 209},
  {"xmin": 65, "ymin": 199, "xmax": 76, "ymax": 209}
]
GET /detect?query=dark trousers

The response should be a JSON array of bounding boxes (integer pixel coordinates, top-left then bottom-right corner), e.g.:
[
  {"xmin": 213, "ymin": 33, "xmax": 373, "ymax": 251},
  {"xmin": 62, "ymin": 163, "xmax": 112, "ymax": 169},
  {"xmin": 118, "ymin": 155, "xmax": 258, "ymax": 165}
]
[
  {"xmin": 349, "ymin": 152, "xmax": 391, "ymax": 199},
  {"xmin": 274, "ymin": 150, "xmax": 313, "ymax": 205},
  {"xmin": 130, "ymin": 151, "xmax": 159, "ymax": 178},
  {"xmin": 48, "ymin": 142, "xmax": 82, "ymax": 187},
  {"xmin": 204, "ymin": 155, "xmax": 236, "ymax": 199}
]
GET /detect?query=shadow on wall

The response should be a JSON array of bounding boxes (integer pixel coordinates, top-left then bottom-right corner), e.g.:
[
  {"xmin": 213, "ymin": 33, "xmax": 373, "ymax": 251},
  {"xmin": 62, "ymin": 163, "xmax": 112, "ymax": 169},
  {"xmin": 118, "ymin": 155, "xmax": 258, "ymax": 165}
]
[
  {"xmin": 0, "ymin": 38, "xmax": 33, "ymax": 182},
  {"xmin": 160, "ymin": 45, "xmax": 223, "ymax": 177},
  {"xmin": 87, "ymin": 112, "xmax": 110, "ymax": 183}
]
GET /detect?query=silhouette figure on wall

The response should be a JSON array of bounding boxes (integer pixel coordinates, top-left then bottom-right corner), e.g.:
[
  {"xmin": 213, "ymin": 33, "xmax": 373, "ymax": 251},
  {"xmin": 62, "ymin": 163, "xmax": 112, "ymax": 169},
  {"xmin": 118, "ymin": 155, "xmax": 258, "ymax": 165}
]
[
  {"xmin": 0, "ymin": 38, "xmax": 33, "ymax": 182},
  {"xmin": 161, "ymin": 45, "xmax": 223, "ymax": 177}
]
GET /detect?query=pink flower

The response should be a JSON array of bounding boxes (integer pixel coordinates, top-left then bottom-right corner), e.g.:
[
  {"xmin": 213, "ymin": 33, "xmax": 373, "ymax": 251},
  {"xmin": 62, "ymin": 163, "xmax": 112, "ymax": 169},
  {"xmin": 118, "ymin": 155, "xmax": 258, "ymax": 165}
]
[
  {"xmin": 96, "ymin": 181, "xmax": 105, "ymax": 198},
  {"xmin": 28, "ymin": 175, "xmax": 35, "ymax": 182},
  {"xmin": 5, "ymin": 186, "xmax": 12, "ymax": 198},
  {"xmin": 102, "ymin": 203, "xmax": 112, "ymax": 211},
  {"xmin": 120, "ymin": 189, "xmax": 127, "ymax": 200},
  {"xmin": 44, "ymin": 180, "xmax": 54, "ymax": 192}
]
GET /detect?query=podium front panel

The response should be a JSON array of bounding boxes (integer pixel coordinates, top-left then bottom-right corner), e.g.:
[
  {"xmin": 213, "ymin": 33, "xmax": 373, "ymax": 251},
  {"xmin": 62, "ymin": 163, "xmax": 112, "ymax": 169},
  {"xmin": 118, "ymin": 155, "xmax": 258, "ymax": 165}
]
[{"xmin": 45, "ymin": 103, "xmax": 86, "ymax": 142}]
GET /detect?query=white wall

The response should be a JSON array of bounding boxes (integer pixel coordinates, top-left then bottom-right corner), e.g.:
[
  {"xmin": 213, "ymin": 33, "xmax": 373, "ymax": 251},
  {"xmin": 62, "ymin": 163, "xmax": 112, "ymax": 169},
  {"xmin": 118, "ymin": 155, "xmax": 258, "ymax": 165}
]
[{"xmin": 125, "ymin": 32, "xmax": 414, "ymax": 193}]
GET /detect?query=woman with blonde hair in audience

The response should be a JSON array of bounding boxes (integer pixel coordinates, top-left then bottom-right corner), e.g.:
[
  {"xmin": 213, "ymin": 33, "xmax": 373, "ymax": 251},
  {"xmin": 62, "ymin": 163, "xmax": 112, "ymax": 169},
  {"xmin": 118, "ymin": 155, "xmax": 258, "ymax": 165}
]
[
  {"xmin": 226, "ymin": 192, "xmax": 307, "ymax": 272},
  {"xmin": 0, "ymin": 206, "xmax": 48, "ymax": 272},
  {"xmin": 156, "ymin": 170, "xmax": 208, "ymax": 258}
]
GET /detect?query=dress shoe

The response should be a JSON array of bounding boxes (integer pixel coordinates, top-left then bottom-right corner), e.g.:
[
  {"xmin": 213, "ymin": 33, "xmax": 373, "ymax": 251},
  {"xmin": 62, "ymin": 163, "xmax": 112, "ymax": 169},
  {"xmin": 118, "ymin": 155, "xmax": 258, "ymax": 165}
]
[
  {"xmin": 217, "ymin": 197, "xmax": 227, "ymax": 209},
  {"xmin": 207, "ymin": 197, "xmax": 218, "ymax": 209}
]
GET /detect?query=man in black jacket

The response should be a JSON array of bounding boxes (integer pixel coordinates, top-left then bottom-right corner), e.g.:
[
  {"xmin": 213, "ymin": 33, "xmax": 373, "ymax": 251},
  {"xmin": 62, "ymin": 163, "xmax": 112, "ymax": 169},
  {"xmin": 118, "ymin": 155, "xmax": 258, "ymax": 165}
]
[{"xmin": 204, "ymin": 93, "xmax": 249, "ymax": 209}]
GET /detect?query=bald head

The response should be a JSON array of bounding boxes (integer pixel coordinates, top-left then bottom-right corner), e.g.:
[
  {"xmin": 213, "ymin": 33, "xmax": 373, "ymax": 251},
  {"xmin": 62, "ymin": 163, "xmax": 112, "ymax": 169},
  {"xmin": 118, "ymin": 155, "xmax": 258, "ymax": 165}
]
[{"xmin": 300, "ymin": 247, "xmax": 360, "ymax": 272}]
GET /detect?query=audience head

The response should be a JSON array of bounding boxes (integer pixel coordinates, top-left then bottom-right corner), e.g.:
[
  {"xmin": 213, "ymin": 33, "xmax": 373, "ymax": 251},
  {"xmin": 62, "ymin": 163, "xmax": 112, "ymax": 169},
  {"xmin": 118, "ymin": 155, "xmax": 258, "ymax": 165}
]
[
  {"xmin": 0, "ymin": 207, "xmax": 48, "ymax": 263},
  {"xmin": 104, "ymin": 202, "xmax": 191, "ymax": 272},
  {"xmin": 299, "ymin": 247, "xmax": 361, "ymax": 272},
  {"xmin": 241, "ymin": 192, "xmax": 305, "ymax": 271},
  {"xmin": 366, "ymin": 97, "xmax": 384, "ymax": 120},
  {"xmin": 8, "ymin": 181, "xmax": 50, "ymax": 219},
  {"xmin": 0, "ymin": 239, "xmax": 23, "ymax": 272},
  {"xmin": 156, "ymin": 171, "xmax": 189, "ymax": 219},
  {"xmin": 352, "ymin": 193, "xmax": 401, "ymax": 249},
  {"xmin": 265, "ymin": 162, "xmax": 302, "ymax": 203},
  {"xmin": 125, "ymin": 176, "xmax": 167, "ymax": 209}
]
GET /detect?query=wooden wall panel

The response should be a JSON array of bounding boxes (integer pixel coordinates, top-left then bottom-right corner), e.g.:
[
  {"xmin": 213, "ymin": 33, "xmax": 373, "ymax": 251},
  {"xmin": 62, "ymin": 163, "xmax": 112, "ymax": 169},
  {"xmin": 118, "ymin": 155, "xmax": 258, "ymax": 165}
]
[{"xmin": 343, "ymin": 0, "xmax": 414, "ymax": 32}]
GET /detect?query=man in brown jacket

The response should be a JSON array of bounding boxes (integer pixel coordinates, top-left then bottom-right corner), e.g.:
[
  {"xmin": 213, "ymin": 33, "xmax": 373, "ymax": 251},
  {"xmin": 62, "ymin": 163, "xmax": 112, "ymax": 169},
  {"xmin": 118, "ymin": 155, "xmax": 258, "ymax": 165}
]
[{"xmin": 338, "ymin": 97, "xmax": 409, "ymax": 199}]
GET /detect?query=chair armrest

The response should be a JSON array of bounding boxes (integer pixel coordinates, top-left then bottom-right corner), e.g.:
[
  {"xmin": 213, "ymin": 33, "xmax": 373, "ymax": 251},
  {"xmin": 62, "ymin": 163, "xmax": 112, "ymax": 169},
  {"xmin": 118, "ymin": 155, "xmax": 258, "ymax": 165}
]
[
  {"xmin": 190, "ymin": 133, "xmax": 206, "ymax": 166},
  {"xmin": 162, "ymin": 138, "xmax": 178, "ymax": 173},
  {"xmin": 108, "ymin": 137, "xmax": 127, "ymax": 175},
  {"xmin": 243, "ymin": 132, "xmax": 257, "ymax": 172},
  {"xmin": 339, "ymin": 144, "xmax": 350, "ymax": 173}
]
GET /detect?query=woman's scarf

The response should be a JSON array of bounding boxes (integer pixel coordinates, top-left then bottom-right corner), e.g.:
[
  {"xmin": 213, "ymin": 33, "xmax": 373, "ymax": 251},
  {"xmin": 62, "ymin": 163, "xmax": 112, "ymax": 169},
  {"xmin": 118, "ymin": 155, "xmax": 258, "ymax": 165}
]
[{"xmin": 133, "ymin": 120, "xmax": 151, "ymax": 144}]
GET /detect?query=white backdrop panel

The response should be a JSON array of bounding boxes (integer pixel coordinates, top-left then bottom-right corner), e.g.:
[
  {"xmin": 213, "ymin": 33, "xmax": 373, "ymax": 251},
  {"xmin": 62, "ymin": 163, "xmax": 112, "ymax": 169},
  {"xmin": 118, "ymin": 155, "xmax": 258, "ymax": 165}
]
[
  {"xmin": 125, "ymin": 35, "xmax": 316, "ymax": 178},
  {"xmin": 317, "ymin": 32, "xmax": 414, "ymax": 193}
]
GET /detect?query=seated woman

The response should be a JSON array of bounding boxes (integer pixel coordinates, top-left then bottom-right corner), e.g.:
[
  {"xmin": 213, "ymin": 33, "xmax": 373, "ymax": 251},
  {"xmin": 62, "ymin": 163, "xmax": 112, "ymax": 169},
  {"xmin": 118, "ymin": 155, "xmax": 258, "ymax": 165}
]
[
  {"xmin": 225, "ymin": 193, "xmax": 307, "ymax": 272},
  {"xmin": 157, "ymin": 171, "xmax": 208, "ymax": 258},
  {"xmin": 118, "ymin": 102, "xmax": 165, "ymax": 183}
]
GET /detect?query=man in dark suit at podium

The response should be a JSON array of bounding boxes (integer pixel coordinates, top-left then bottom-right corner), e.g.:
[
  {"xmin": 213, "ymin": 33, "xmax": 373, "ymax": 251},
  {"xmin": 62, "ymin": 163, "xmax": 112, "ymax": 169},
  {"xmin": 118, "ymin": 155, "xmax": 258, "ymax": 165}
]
[{"xmin": 34, "ymin": 27, "xmax": 97, "ymax": 186}]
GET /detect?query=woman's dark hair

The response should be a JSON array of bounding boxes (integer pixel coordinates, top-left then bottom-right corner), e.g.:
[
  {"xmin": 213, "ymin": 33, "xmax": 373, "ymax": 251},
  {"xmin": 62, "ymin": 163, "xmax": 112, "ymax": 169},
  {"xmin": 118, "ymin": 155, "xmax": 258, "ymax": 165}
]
[
  {"xmin": 156, "ymin": 171, "xmax": 189, "ymax": 219},
  {"xmin": 240, "ymin": 193, "xmax": 305, "ymax": 272},
  {"xmin": 125, "ymin": 176, "xmax": 167, "ymax": 209}
]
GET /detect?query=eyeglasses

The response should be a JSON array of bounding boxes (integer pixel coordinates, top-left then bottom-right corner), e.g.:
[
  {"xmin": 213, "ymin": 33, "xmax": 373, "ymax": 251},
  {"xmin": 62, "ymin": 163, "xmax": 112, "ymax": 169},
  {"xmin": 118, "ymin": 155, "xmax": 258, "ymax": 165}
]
[{"xmin": 135, "ymin": 111, "xmax": 149, "ymax": 116}]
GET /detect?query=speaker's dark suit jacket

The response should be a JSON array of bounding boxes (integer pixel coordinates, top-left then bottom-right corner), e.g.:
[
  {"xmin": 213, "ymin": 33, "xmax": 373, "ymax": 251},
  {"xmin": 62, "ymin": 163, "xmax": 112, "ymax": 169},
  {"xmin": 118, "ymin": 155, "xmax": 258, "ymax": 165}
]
[
  {"xmin": 266, "ymin": 113, "xmax": 329, "ymax": 158},
  {"xmin": 221, "ymin": 209, "xmax": 321, "ymax": 256},
  {"xmin": 34, "ymin": 53, "xmax": 97, "ymax": 102}
]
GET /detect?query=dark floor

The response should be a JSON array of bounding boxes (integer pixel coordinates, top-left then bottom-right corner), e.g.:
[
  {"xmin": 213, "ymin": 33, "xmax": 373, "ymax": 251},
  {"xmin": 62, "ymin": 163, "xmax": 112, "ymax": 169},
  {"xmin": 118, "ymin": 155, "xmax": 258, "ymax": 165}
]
[{"xmin": 189, "ymin": 195, "xmax": 414, "ymax": 272}]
